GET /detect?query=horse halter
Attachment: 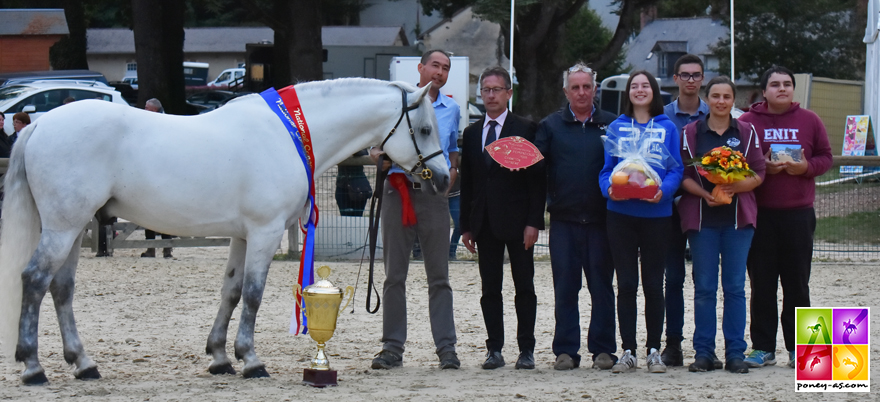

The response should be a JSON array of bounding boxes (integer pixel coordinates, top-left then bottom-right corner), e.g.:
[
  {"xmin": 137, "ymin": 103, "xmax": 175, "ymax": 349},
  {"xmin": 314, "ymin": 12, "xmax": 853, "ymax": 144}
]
[{"xmin": 378, "ymin": 88, "xmax": 444, "ymax": 181}]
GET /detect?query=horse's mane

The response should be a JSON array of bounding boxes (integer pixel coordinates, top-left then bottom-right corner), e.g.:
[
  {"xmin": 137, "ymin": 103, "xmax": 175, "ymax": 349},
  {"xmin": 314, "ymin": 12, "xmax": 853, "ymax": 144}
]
[
  {"xmin": 294, "ymin": 78, "xmax": 432, "ymax": 127},
  {"xmin": 294, "ymin": 77, "xmax": 403, "ymax": 92},
  {"xmin": 229, "ymin": 78, "xmax": 433, "ymax": 130}
]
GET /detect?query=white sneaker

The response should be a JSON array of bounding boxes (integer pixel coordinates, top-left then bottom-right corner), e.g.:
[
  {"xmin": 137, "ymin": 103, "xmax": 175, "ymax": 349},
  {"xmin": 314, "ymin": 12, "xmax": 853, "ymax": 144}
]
[
  {"xmin": 611, "ymin": 350, "xmax": 637, "ymax": 373},
  {"xmin": 647, "ymin": 348, "xmax": 667, "ymax": 373}
]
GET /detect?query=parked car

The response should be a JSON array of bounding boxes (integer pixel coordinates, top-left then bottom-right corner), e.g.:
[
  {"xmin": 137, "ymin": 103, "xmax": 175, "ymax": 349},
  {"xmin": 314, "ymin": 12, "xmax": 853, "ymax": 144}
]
[
  {"xmin": 0, "ymin": 70, "xmax": 108, "ymax": 87},
  {"xmin": 121, "ymin": 76, "xmax": 138, "ymax": 90},
  {"xmin": 186, "ymin": 90, "xmax": 253, "ymax": 113},
  {"xmin": 207, "ymin": 68, "xmax": 245, "ymax": 89},
  {"xmin": 108, "ymin": 82, "xmax": 138, "ymax": 105},
  {"xmin": 0, "ymin": 81, "xmax": 129, "ymax": 134},
  {"xmin": 467, "ymin": 102, "xmax": 484, "ymax": 125}
]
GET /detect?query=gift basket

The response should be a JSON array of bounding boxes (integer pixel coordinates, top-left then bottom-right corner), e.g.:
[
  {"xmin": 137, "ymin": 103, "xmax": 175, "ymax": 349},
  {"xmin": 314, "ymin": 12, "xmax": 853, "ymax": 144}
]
[
  {"xmin": 603, "ymin": 124, "xmax": 677, "ymax": 200},
  {"xmin": 690, "ymin": 146, "xmax": 756, "ymax": 204}
]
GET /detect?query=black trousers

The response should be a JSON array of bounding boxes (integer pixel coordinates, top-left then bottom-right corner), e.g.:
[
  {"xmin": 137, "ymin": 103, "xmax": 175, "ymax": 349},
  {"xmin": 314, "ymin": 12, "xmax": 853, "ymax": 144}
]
[
  {"xmin": 607, "ymin": 211, "xmax": 669, "ymax": 353},
  {"xmin": 144, "ymin": 229, "xmax": 172, "ymax": 241},
  {"xmin": 747, "ymin": 207, "xmax": 815, "ymax": 353},
  {"xmin": 476, "ymin": 226, "xmax": 537, "ymax": 353}
]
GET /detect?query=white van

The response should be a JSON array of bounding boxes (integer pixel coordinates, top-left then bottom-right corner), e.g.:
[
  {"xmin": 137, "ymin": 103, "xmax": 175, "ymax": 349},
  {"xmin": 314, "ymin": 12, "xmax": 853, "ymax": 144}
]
[{"xmin": 207, "ymin": 68, "xmax": 245, "ymax": 88}]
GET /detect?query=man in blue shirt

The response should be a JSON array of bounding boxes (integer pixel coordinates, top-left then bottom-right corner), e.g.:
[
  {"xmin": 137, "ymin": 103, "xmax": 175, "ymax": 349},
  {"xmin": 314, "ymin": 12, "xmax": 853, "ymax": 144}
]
[
  {"xmin": 369, "ymin": 49, "xmax": 461, "ymax": 370},
  {"xmin": 661, "ymin": 54, "xmax": 714, "ymax": 368}
]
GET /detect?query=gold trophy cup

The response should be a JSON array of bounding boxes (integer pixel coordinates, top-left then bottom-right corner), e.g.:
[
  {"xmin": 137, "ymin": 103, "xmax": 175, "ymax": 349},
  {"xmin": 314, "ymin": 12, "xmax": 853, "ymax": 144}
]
[{"xmin": 295, "ymin": 265, "xmax": 354, "ymax": 387}]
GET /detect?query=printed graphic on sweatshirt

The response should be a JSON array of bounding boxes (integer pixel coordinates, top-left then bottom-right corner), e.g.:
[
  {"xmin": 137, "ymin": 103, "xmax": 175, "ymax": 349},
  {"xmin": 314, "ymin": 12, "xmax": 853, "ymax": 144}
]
[{"xmin": 763, "ymin": 128, "xmax": 800, "ymax": 143}]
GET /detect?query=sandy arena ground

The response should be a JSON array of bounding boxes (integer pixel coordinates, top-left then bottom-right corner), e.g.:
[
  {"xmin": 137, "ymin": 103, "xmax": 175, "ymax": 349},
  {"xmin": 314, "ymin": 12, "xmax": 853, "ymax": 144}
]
[{"xmin": 0, "ymin": 245, "xmax": 877, "ymax": 401}]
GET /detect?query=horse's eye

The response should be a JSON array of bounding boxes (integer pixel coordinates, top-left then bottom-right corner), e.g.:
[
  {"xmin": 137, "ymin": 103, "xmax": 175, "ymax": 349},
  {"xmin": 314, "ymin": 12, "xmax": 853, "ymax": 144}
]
[{"xmin": 420, "ymin": 126, "xmax": 431, "ymax": 136}]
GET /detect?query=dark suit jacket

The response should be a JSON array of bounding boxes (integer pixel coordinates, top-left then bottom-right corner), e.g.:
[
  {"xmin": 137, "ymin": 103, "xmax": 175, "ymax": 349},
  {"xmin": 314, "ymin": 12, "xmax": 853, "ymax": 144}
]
[{"xmin": 460, "ymin": 112, "xmax": 546, "ymax": 243}]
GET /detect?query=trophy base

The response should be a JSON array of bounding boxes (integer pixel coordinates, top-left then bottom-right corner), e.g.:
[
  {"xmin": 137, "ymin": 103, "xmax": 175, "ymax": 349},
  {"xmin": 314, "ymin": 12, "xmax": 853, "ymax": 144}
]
[{"xmin": 302, "ymin": 368, "xmax": 337, "ymax": 388}]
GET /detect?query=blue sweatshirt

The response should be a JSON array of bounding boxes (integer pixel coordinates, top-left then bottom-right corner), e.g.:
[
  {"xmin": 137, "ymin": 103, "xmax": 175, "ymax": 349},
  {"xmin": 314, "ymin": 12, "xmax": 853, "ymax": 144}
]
[{"xmin": 599, "ymin": 113, "xmax": 684, "ymax": 218}]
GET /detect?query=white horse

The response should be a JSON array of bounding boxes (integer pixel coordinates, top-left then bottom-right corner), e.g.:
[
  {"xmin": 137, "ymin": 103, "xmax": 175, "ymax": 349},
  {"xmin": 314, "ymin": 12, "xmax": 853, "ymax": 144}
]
[{"xmin": 0, "ymin": 78, "xmax": 449, "ymax": 384}]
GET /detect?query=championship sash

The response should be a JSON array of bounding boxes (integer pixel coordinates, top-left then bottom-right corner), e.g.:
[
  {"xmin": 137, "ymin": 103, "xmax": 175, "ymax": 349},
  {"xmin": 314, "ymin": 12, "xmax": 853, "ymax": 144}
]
[{"xmin": 259, "ymin": 86, "xmax": 318, "ymax": 335}]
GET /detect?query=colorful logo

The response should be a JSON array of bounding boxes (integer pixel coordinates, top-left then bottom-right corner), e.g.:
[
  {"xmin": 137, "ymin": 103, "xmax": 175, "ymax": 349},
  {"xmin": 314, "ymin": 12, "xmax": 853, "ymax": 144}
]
[{"xmin": 795, "ymin": 307, "xmax": 870, "ymax": 392}]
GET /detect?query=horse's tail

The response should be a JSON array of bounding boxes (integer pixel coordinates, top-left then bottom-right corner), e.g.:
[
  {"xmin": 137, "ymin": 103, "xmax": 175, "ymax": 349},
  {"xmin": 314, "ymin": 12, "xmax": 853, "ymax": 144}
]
[{"xmin": 0, "ymin": 122, "xmax": 41, "ymax": 359}]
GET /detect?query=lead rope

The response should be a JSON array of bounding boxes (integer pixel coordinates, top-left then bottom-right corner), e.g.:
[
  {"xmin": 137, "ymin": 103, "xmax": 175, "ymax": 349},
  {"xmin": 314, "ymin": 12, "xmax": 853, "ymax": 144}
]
[{"xmin": 364, "ymin": 154, "xmax": 387, "ymax": 314}]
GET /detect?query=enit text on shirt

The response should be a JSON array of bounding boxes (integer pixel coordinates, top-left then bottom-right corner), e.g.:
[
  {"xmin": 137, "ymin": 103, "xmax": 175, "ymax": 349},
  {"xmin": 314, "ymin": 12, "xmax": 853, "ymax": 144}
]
[{"xmin": 764, "ymin": 128, "xmax": 799, "ymax": 142}]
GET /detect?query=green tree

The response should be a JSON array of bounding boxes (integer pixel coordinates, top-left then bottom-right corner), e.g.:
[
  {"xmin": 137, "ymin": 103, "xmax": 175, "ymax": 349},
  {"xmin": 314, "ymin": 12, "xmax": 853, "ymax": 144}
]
[
  {"xmin": 562, "ymin": 6, "xmax": 626, "ymax": 82},
  {"xmin": 708, "ymin": 0, "xmax": 865, "ymax": 80},
  {"xmin": 50, "ymin": 0, "xmax": 89, "ymax": 70},
  {"xmin": 655, "ymin": 0, "xmax": 727, "ymax": 19},
  {"xmin": 423, "ymin": 0, "xmax": 658, "ymax": 119}
]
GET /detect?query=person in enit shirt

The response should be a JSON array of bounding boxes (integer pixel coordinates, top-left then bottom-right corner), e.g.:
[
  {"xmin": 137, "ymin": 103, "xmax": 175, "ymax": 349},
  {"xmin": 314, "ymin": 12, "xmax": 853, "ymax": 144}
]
[{"xmin": 738, "ymin": 66, "xmax": 833, "ymax": 369}]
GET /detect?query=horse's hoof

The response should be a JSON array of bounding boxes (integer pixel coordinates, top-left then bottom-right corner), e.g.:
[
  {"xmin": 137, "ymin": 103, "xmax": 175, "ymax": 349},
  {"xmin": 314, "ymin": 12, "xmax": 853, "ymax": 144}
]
[
  {"xmin": 242, "ymin": 366, "xmax": 270, "ymax": 379},
  {"xmin": 75, "ymin": 366, "xmax": 101, "ymax": 380},
  {"xmin": 209, "ymin": 363, "xmax": 236, "ymax": 375},
  {"xmin": 22, "ymin": 371, "xmax": 49, "ymax": 386}
]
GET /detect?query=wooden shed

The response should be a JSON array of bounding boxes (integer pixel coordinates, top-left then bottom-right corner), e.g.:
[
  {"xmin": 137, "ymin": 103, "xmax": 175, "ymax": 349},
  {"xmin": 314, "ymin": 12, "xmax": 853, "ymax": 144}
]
[{"xmin": 0, "ymin": 9, "xmax": 69, "ymax": 73}]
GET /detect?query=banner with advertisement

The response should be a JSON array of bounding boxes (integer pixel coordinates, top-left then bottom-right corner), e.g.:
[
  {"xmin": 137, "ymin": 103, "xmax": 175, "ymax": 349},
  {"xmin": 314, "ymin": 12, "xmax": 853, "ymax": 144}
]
[{"xmin": 840, "ymin": 115, "xmax": 876, "ymax": 176}]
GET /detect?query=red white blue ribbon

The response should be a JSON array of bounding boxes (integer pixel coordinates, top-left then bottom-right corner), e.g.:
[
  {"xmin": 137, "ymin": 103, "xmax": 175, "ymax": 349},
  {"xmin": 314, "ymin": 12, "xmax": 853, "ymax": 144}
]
[{"xmin": 260, "ymin": 86, "xmax": 318, "ymax": 335}]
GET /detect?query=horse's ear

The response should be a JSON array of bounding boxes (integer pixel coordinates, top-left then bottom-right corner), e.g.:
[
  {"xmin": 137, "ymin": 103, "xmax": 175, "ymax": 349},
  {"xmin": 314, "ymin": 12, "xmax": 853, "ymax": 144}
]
[{"xmin": 408, "ymin": 82, "xmax": 432, "ymax": 108}]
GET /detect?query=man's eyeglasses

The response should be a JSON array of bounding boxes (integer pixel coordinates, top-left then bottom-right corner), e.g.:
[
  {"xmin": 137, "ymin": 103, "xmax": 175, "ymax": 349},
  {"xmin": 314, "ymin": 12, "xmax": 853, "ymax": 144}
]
[
  {"xmin": 677, "ymin": 72, "xmax": 704, "ymax": 82},
  {"xmin": 480, "ymin": 87, "xmax": 510, "ymax": 95}
]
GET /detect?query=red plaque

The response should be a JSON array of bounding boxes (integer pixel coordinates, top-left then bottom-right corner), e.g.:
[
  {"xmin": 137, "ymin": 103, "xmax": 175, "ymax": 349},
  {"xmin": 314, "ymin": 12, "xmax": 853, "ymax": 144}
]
[{"xmin": 486, "ymin": 136, "xmax": 544, "ymax": 170}]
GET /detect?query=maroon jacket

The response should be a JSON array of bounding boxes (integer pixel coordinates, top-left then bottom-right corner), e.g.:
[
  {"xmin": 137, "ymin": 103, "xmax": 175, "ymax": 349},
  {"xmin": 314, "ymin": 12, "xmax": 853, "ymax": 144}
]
[{"xmin": 677, "ymin": 118, "xmax": 766, "ymax": 232}]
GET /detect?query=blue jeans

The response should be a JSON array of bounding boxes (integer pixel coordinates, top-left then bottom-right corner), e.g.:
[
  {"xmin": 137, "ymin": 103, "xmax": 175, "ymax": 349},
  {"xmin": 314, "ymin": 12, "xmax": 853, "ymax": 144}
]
[
  {"xmin": 549, "ymin": 220, "xmax": 616, "ymax": 363},
  {"xmin": 687, "ymin": 225, "xmax": 753, "ymax": 361},
  {"xmin": 448, "ymin": 195, "xmax": 460, "ymax": 257}
]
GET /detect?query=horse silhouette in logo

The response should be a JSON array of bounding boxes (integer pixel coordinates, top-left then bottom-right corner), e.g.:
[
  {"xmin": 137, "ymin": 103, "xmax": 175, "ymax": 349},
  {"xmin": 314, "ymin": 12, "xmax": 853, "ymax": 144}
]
[
  {"xmin": 843, "ymin": 357, "xmax": 858, "ymax": 369},
  {"xmin": 807, "ymin": 323, "xmax": 822, "ymax": 334},
  {"xmin": 810, "ymin": 356, "xmax": 821, "ymax": 371},
  {"xmin": 842, "ymin": 319, "xmax": 858, "ymax": 335}
]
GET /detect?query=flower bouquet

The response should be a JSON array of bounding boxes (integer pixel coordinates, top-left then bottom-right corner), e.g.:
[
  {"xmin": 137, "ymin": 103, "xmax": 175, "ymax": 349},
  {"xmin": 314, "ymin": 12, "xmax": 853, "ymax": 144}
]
[{"xmin": 690, "ymin": 146, "xmax": 756, "ymax": 205}]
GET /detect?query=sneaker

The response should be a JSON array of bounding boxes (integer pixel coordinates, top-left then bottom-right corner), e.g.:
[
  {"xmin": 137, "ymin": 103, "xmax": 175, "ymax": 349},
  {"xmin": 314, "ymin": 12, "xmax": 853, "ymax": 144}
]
[
  {"xmin": 592, "ymin": 353, "xmax": 615, "ymax": 370},
  {"xmin": 554, "ymin": 353, "xmax": 578, "ymax": 370},
  {"xmin": 439, "ymin": 351, "xmax": 460, "ymax": 369},
  {"xmin": 743, "ymin": 350, "xmax": 776, "ymax": 368},
  {"xmin": 611, "ymin": 350, "xmax": 637, "ymax": 373},
  {"xmin": 647, "ymin": 348, "xmax": 667, "ymax": 373},
  {"xmin": 371, "ymin": 350, "xmax": 402, "ymax": 369},
  {"xmin": 788, "ymin": 350, "xmax": 796, "ymax": 368}
]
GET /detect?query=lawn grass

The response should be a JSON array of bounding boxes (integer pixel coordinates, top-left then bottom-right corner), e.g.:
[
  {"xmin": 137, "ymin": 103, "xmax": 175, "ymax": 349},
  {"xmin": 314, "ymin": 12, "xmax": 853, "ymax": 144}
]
[{"xmin": 815, "ymin": 209, "xmax": 880, "ymax": 244}]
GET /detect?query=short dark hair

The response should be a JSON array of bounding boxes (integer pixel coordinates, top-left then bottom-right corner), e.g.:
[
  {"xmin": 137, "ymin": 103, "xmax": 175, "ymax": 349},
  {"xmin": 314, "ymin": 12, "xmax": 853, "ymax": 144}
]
[
  {"xmin": 12, "ymin": 112, "xmax": 30, "ymax": 125},
  {"xmin": 420, "ymin": 49, "xmax": 452, "ymax": 66},
  {"xmin": 760, "ymin": 66, "xmax": 796, "ymax": 91},
  {"xmin": 704, "ymin": 76, "xmax": 736, "ymax": 98},
  {"xmin": 480, "ymin": 66, "xmax": 511, "ymax": 89},
  {"xmin": 622, "ymin": 71, "xmax": 665, "ymax": 118},
  {"xmin": 673, "ymin": 54, "xmax": 704, "ymax": 75}
]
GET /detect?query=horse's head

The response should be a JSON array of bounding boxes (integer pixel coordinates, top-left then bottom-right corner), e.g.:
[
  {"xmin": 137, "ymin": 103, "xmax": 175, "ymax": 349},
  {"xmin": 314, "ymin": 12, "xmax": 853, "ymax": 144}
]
[{"xmin": 381, "ymin": 82, "xmax": 450, "ymax": 195}]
